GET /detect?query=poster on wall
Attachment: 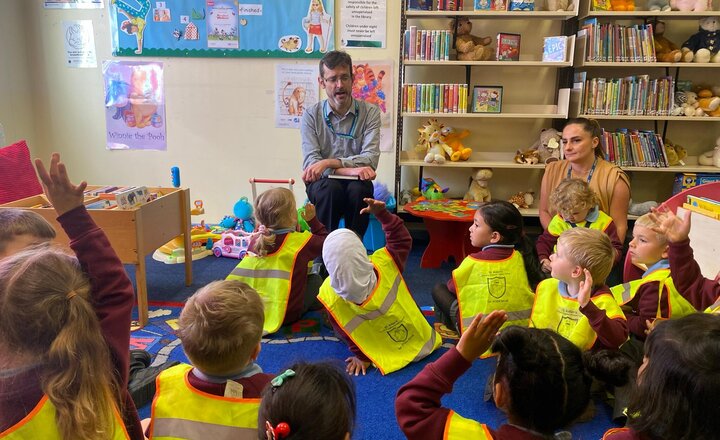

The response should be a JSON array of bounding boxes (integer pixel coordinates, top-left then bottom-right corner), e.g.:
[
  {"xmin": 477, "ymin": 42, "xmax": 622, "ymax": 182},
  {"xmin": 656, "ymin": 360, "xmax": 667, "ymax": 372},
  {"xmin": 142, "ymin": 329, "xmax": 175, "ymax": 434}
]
[
  {"xmin": 103, "ymin": 61, "xmax": 167, "ymax": 151},
  {"xmin": 340, "ymin": 0, "xmax": 386, "ymax": 48},
  {"xmin": 275, "ymin": 64, "xmax": 319, "ymax": 129},
  {"xmin": 63, "ymin": 20, "xmax": 97, "ymax": 68},
  {"xmin": 45, "ymin": 0, "xmax": 103, "ymax": 9},
  {"xmin": 110, "ymin": 0, "xmax": 334, "ymax": 58},
  {"xmin": 352, "ymin": 61, "xmax": 393, "ymax": 152}
]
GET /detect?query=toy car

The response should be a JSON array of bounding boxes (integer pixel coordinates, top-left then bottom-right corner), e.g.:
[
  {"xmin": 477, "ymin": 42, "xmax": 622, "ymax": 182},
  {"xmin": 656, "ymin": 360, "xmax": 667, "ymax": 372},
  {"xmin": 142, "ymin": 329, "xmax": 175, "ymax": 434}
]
[{"xmin": 211, "ymin": 232, "xmax": 251, "ymax": 259}]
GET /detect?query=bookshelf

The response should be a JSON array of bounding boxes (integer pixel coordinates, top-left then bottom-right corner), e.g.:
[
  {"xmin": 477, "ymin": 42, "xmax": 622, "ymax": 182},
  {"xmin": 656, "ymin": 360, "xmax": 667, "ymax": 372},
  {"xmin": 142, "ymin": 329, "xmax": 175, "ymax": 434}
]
[
  {"xmin": 397, "ymin": 2, "xmax": 579, "ymax": 212},
  {"xmin": 570, "ymin": 0, "xmax": 720, "ymax": 203}
]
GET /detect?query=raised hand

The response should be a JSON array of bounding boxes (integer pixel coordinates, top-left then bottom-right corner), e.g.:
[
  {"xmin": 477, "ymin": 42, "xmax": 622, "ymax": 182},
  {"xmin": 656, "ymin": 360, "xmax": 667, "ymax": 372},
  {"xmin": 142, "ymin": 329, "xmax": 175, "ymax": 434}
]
[
  {"xmin": 456, "ymin": 310, "xmax": 508, "ymax": 362},
  {"xmin": 359, "ymin": 198, "xmax": 386, "ymax": 216},
  {"xmin": 649, "ymin": 208, "xmax": 690, "ymax": 243},
  {"xmin": 34, "ymin": 153, "xmax": 87, "ymax": 216},
  {"xmin": 301, "ymin": 202, "xmax": 316, "ymax": 221},
  {"xmin": 577, "ymin": 268, "xmax": 593, "ymax": 308}
]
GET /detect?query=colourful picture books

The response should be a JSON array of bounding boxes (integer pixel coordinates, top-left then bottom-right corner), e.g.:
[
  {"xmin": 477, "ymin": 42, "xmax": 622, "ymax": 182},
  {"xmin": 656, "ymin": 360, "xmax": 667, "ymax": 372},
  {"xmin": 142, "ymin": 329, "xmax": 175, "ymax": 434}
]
[
  {"xmin": 402, "ymin": 83, "xmax": 469, "ymax": 114},
  {"xmin": 491, "ymin": 0, "xmax": 508, "ymax": 9},
  {"xmin": 472, "ymin": 85, "xmax": 503, "ymax": 113},
  {"xmin": 543, "ymin": 36, "xmax": 568, "ymax": 62},
  {"xmin": 406, "ymin": 0, "xmax": 432, "ymax": 10},
  {"xmin": 474, "ymin": 0, "xmax": 492, "ymax": 9},
  {"xmin": 509, "ymin": 0, "xmax": 534, "ymax": 10},
  {"xmin": 497, "ymin": 33, "xmax": 521, "ymax": 61}
]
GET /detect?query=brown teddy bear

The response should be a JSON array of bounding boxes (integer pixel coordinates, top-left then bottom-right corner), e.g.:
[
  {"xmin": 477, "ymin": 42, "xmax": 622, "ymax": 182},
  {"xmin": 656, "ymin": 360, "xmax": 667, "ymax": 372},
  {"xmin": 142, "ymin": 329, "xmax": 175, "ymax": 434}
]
[
  {"xmin": 652, "ymin": 21, "xmax": 690, "ymax": 62},
  {"xmin": 450, "ymin": 17, "xmax": 493, "ymax": 61}
]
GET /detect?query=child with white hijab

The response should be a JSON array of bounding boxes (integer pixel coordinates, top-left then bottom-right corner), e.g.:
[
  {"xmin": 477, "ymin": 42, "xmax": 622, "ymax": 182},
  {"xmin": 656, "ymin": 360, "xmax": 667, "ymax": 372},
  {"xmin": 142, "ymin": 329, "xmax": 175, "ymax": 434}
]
[{"xmin": 317, "ymin": 198, "xmax": 441, "ymax": 376}]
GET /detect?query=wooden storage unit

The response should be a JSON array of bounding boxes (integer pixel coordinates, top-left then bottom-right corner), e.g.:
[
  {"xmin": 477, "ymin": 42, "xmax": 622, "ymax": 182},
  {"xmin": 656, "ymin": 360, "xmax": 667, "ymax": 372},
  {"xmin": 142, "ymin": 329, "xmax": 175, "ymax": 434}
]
[{"xmin": 0, "ymin": 186, "xmax": 193, "ymax": 327}]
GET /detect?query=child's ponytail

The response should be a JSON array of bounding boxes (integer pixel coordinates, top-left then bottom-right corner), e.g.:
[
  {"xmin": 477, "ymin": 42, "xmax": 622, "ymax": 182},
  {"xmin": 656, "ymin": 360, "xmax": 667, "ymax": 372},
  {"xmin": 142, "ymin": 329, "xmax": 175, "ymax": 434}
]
[
  {"xmin": 0, "ymin": 248, "xmax": 121, "ymax": 440},
  {"xmin": 252, "ymin": 188, "xmax": 299, "ymax": 257},
  {"xmin": 252, "ymin": 226, "xmax": 277, "ymax": 257}
]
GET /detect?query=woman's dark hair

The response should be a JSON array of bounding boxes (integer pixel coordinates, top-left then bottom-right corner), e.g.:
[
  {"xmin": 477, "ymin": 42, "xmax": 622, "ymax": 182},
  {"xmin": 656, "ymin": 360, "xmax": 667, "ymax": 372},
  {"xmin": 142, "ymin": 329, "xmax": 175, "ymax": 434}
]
[
  {"xmin": 319, "ymin": 51, "xmax": 353, "ymax": 79},
  {"xmin": 563, "ymin": 117, "xmax": 604, "ymax": 158},
  {"xmin": 627, "ymin": 314, "xmax": 720, "ymax": 440},
  {"xmin": 491, "ymin": 326, "xmax": 592, "ymax": 434},
  {"xmin": 477, "ymin": 201, "xmax": 545, "ymax": 289},
  {"xmin": 258, "ymin": 361, "xmax": 356, "ymax": 440}
]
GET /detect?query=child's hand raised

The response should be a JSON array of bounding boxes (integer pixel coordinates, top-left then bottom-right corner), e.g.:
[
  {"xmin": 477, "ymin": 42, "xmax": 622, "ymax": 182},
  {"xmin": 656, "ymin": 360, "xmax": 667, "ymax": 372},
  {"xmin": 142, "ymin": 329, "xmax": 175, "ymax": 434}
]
[
  {"xmin": 301, "ymin": 202, "xmax": 316, "ymax": 221},
  {"xmin": 360, "ymin": 198, "xmax": 386, "ymax": 216},
  {"xmin": 345, "ymin": 356, "xmax": 371, "ymax": 376},
  {"xmin": 648, "ymin": 207, "xmax": 690, "ymax": 243},
  {"xmin": 456, "ymin": 310, "xmax": 508, "ymax": 362},
  {"xmin": 35, "ymin": 153, "xmax": 87, "ymax": 217},
  {"xmin": 577, "ymin": 268, "xmax": 593, "ymax": 308}
]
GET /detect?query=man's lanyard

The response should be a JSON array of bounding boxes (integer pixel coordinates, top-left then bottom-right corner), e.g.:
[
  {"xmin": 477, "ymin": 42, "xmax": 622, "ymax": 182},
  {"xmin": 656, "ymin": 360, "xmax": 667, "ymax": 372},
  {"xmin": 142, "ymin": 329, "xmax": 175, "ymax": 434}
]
[
  {"xmin": 567, "ymin": 158, "xmax": 598, "ymax": 183},
  {"xmin": 324, "ymin": 100, "xmax": 359, "ymax": 139}
]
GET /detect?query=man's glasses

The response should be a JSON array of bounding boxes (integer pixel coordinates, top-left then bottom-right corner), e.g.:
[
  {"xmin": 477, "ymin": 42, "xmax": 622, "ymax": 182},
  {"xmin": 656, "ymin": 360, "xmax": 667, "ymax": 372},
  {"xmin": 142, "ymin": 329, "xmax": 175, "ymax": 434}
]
[{"xmin": 323, "ymin": 74, "xmax": 352, "ymax": 85}]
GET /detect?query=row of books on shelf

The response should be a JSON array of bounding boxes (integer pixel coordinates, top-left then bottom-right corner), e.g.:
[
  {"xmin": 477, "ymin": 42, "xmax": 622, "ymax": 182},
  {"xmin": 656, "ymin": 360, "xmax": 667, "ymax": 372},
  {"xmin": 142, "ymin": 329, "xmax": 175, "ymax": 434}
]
[
  {"xmin": 402, "ymin": 83, "xmax": 469, "ymax": 113},
  {"xmin": 579, "ymin": 20, "xmax": 656, "ymax": 62},
  {"xmin": 406, "ymin": 0, "xmax": 538, "ymax": 11},
  {"xmin": 579, "ymin": 75, "xmax": 674, "ymax": 116},
  {"xmin": 600, "ymin": 129, "xmax": 670, "ymax": 168},
  {"xmin": 403, "ymin": 27, "xmax": 452, "ymax": 61}
]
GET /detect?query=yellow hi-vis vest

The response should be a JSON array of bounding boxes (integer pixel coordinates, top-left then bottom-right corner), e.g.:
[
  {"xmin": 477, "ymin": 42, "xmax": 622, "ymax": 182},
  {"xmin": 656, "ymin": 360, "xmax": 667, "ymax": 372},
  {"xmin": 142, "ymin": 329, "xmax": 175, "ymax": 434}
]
[
  {"xmin": 0, "ymin": 395, "xmax": 129, "ymax": 440},
  {"xmin": 610, "ymin": 267, "xmax": 697, "ymax": 319},
  {"xmin": 547, "ymin": 211, "xmax": 614, "ymax": 253},
  {"xmin": 443, "ymin": 411, "xmax": 493, "ymax": 439},
  {"xmin": 453, "ymin": 250, "xmax": 534, "ymax": 357},
  {"xmin": 149, "ymin": 364, "xmax": 260, "ymax": 440},
  {"xmin": 706, "ymin": 296, "xmax": 720, "ymax": 314},
  {"xmin": 317, "ymin": 248, "xmax": 441, "ymax": 375},
  {"xmin": 227, "ymin": 231, "xmax": 312, "ymax": 334},
  {"xmin": 530, "ymin": 278, "xmax": 626, "ymax": 350}
]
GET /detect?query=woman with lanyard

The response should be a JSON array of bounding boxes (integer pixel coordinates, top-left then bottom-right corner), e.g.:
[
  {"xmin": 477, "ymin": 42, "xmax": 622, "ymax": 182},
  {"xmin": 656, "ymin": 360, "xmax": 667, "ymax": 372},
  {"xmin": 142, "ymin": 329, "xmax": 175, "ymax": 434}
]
[{"xmin": 539, "ymin": 118, "xmax": 631, "ymax": 243}]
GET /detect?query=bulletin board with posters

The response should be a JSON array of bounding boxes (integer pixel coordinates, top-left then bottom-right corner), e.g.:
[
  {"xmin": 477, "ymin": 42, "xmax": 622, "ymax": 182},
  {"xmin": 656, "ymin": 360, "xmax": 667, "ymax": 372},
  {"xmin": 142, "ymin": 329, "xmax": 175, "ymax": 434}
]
[{"xmin": 110, "ymin": 0, "xmax": 335, "ymax": 58}]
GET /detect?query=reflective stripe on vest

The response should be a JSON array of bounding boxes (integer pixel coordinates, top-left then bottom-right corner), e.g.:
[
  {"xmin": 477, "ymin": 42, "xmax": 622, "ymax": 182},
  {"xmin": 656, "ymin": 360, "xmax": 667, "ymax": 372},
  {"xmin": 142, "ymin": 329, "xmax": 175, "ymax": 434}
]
[
  {"xmin": 453, "ymin": 251, "xmax": 534, "ymax": 357},
  {"xmin": 443, "ymin": 411, "xmax": 493, "ymax": 439},
  {"xmin": 150, "ymin": 364, "xmax": 259, "ymax": 440},
  {"xmin": 227, "ymin": 231, "xmax": 312, "ymax": 334},
  {"xmin": 610, "ymin": 268, "xmax": 696, "ymax": 319},
  {"xmin": 317, "ymin": 248, "xmax": 441, "ymax": 375},
  {"xmin": 706, "ymin": 296, "xmax": 720, "ymax": 314},
  {"xmin": 531, "ymin": 278, "xmax": 626, "ymax": 350},
  {"xmin": 0, "ymin": 395, "xmax": 129, "ymax": 439}
]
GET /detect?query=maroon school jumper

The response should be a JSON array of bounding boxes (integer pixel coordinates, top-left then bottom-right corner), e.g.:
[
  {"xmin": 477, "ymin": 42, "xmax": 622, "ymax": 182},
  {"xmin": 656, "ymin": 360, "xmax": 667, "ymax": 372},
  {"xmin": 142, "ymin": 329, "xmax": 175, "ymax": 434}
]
[
  {"xmin": 186, "ymin": 370, "xmax": 273, "ymax": 397},
  {"xmin": 579, "ymin": 284, "xmax": 629, "ymax": 351},
  {"xmin": 668, "ymin": 238, "xmax": 720, "ymax": 310},
  {"xmin": 622, "ymin": 262, "xmax": 671, "ymax": 341},
  {"xmin": 326, "ymin": 209, "xmax": 412, "ymax": 362},
  {"xmin": 248, "ymin": 217, "xmax": 328, "ymax": 325},
  {"xmin": 0, "ymin": 206, "xmax": 144, "ymax": 440},
  {"xmin": 396, "ymin": 347, "xmax": 556, "ymax": 440}
]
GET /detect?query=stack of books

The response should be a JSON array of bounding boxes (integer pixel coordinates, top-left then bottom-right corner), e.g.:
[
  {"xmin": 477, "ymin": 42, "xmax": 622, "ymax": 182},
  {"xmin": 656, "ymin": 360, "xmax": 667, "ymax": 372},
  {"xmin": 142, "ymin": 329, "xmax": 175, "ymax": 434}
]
[
  {"xmin": 403, "ymin": 27, "xmax": 452, "ymax": 61},
  {"xmin": 580, "ymin": 75, "xmax": 674, "ymax": 116},
  {"xmin": 600, "ymin": 129, "xmax": 669, "ymax": 168},
  {"xmin": 402, "ymin": 83, "xmax": 469, "ymax": 113},
  {"xmin": 580, "ymin": 19, "xmax": 656, "ymax": 62}
]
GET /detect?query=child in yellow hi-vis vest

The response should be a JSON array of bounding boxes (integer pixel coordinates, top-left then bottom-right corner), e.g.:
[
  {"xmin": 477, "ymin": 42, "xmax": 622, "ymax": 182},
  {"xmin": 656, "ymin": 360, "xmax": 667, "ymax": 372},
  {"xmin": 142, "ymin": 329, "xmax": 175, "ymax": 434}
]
[
  {"xmin": 226, "ymin": 187, "xmax": 328, "ymax": 335},
  {"xmin": 537, "ymin": 178, "xmax": 624, "ymax": 273},
  {"xmin": 432, "ymin": 201, "xmax": 544, "ymax": 347},
  {"xmin": 318, "ymin": 198, "xmax": 441, "ymax": 376}
]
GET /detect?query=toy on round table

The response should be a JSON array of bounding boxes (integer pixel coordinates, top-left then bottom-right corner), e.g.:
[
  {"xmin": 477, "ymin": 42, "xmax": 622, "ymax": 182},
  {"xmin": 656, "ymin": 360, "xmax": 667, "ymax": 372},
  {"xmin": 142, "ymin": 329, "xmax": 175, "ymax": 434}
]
[
  {"xmin": 233, "ymin": 197, "xmax": 255, "ymax": 233},
  {"xmin": 419, "ymin": 177, "xmax": 449, "ymax": 200}
]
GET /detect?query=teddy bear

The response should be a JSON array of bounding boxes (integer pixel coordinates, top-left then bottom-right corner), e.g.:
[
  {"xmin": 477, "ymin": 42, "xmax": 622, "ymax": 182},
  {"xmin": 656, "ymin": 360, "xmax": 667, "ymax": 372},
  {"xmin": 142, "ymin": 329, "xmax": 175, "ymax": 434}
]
[
  {"xmin": 652, "ymin": 21, "xmax": 689, "ymax": 62},
  {"xmin": 628, "ymin": 199, "xmax": 659, "ymax": 216},
  {"xmin": 529, "ymin": 128, "xmax": 561, "ymax": 164},
  {"xmin": 440, "ymin": 125, "xmax": 473, "ymax": 161},
  {"xmin": 464, "ymin": 168, "xmax": 493, "ymax": 202},
  {"xmin": 508, "ymin": 191, "xmax": 535, "ymax": 209},
  {"xmin": 697, "ymin": 88, "xmax": 720, "ymax": 114},
  {"xmin": 698, "ymin": 135, "xmax": 720, "ymax": 167},
  {"xmin": 676, "ymin": 91, "xmax": 705, "ymax": 116},
  {"xmin": 681, "ymin": 17, "xmax": 720, "ymax": 63},
  {"xmin": 450, "ymin": 17, "xmax": 493, "ymax": 61},
  {"xmin": 610, "ymin": 0, "xmax": 634, "ymax": 10},
  {"xmin": 647, "ymin": 0, "xmax": 671, "ymax": 11},
  {"xmin": 546, "ymin": 0, "xmax": 574, "ymax": 11},
  {"xmin": 664, "ymin": 139, "xmax": 687, "ymax": 165},
  {"xmin": 670, "ymin": 0, "xmax": 709, "ymax": 11}
]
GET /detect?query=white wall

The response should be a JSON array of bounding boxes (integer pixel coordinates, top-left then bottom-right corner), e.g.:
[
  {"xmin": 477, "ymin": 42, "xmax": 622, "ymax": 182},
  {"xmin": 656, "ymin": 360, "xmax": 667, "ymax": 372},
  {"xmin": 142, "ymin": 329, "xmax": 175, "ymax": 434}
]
[{"xmin": 1, "ymin": 0, "xmax": 399, "ymax": 222}]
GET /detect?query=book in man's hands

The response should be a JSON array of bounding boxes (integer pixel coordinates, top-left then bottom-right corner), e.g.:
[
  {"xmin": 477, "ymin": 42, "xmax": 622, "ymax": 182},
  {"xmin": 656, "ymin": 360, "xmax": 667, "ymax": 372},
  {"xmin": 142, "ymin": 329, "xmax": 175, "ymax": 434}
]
[{"xmin": 328, "ymin": 173, "xmax": 360, "ymax": 180}]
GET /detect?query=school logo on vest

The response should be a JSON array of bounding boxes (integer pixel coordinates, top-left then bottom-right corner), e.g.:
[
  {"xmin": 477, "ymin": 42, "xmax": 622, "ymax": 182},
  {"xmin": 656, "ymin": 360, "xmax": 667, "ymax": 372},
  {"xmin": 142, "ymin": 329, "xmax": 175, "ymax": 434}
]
[
  {"xmin": 557, "ymin": 316, "xmax": 579, "ymax": 336},
  {"xmin": 387, "ymin": 323, "xmax": 409, "ymax": 343},
  {"xmin": 487, "ymin": 277, "xmax": 506, "ymax": 299}
]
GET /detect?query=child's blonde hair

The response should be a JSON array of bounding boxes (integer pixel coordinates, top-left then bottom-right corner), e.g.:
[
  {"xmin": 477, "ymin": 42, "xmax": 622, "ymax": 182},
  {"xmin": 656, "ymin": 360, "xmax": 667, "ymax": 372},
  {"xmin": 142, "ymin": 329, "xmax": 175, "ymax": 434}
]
[
  {"xmin": 0, "ymin": 246, "xmax": 121, "ymax": 440},
  {"xmin": 549, "ymin": 178, "xmax": 599, "ymax": 217},
  {"xmin": 177, "ymin": 280, "xmax": 264, "ymax": 376},
  {"xmin": 633, "ymin": 213, "xmax": 668, "ymax": 244},
  {"xmin": 557, "ymin": 228, "xmax": 615, "ymax": 285},
  {"xmin": 253, "ymin": 188, "xmax": 298, "ymax": 257},
  {"xmin": 0, "ymin": 209, "xmax": 56, "ymax": 254}
]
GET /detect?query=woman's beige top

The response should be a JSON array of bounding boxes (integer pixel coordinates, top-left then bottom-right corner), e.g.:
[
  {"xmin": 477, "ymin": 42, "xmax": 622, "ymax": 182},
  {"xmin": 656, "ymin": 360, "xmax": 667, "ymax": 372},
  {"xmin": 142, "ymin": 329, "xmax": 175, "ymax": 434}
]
[{"xmin": 544, "ymin": 159, "xmax": 630, "ymax": 215}]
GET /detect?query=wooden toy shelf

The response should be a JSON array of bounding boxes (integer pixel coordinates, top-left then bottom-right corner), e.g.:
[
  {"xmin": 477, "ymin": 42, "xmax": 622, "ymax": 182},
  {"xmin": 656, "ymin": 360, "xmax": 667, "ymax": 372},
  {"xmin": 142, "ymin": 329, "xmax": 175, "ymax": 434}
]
[{"xmin": 0, "ymin": 186, "xmax": 193, "ymax": 327}]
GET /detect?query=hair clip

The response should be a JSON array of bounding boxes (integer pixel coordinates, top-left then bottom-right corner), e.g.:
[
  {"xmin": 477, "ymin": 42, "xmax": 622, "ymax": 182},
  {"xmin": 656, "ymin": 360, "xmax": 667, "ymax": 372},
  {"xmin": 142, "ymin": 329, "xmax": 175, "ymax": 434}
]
[
  {"xmin": 265, "ymin": 421, "xmax": 291, "ymax": 440},
  {"xmin": 271, "ymin": 369, "xmax": 296, "ymax": 388}
]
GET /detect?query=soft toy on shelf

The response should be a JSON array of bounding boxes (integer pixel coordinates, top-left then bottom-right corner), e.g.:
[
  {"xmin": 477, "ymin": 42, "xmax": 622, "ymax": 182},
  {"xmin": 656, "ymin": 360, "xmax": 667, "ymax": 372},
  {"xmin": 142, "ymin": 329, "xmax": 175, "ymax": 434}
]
[
  {"xmin": 610, "ymin": 0, "xmax": 634, "ymax": 11},
  {"xmin": 546, "ymin": 0, "xmax": 574, "ymax": 11},
  {"xmin": 416, "ymin": 119, "xmax": 448, "ymax": 164},
  {"xmin": 419, "ymin": 177, "xmax": 449, "ymax": 200},
  {"xmin": 628, "ymin": 199, "xmax": 659, "ymax": 216},
  {"xmin": 670, "ymin": 0, "xmax": 710, "ymax": 11},
  {"xmin": 508, "ymin": 191, "xmax": 534, "ymax": 209},
  {"xmin": 647, "ymin": 0, "xmax": 671, "ymax": 11},
  {"xmin": 514, "ymin": 148, "xmax": 541, "ymax": 165},
  {"xmin": 697, "ymin": 88, "xmax": 720, "ymax": 115},
  {"xmin": 664, "ymin": 139, "xmax": 688, "ymax": 166},
  {"xmin": 464, "ymin": 168, "xmax": 493, "ymax": 202},
  {"xmin": 528, "ymin": 128, "xmax": 561, "ymax": 164},
  {"xmin": 681, "ymin": 17, "xmax": 720, "ymax": 63},
  {"xmin": 440, "ymin": 125, "xmax": 473, "ymax": 161},
  {"xmin": 698, "ymin": 135, "xmax": 720, "ymax": 167},
  {"xmin": 676, "ymin": 91, "xmax": 704, "ymax": 116},
  {"xmin": 450, "ymin": 17, "xmax": 493, "ymax": 61},
  {"xmin": 652, "ymin": 21, "xmax": 689, "ymax": 62}
]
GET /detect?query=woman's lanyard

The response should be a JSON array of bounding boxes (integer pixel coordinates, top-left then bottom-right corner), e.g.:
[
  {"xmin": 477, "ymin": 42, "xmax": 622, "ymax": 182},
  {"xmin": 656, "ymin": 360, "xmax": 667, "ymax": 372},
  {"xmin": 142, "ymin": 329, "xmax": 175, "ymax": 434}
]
[
  {"xmin": 567, "ymin": 158, "xmax": 597, "ymax": 183},
  {"xmin": 324, "ymin": 100, "xmax": 359, "ymax": 139}
]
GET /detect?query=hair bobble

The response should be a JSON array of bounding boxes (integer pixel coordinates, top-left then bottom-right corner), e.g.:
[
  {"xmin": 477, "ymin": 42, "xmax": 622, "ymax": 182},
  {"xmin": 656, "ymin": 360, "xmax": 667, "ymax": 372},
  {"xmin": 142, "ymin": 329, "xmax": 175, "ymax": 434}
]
[
  {"xmin": 265, "ymin": 421, "xmax": 291, "ymax": 440},
  {"xmin": 258, "ymin": 225, "xmax": 268, "ymax": 235},
  {"xmin": 271, "ymin": 369, "xmax": 296, "ymax": 389},
  {"xmin": 66, "ymin": 290, "xmax": 78, "ymax": 300}
]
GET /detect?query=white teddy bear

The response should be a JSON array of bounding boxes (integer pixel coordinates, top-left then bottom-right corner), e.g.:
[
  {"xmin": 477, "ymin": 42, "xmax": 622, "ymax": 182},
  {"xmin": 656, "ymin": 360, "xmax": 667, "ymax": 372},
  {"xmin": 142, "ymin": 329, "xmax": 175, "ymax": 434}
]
[{"xmin": 698, "ymin": 135, "xmax": 720, "ymax": 167}]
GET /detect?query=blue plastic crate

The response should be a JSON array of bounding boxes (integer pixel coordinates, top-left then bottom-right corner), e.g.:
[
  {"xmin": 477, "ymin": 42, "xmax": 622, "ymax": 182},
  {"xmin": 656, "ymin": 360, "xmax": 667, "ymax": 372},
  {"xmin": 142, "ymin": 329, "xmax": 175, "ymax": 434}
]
[{"xmin": 338, "ymin": 214, "xmax": 386, "ymax": 252}]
